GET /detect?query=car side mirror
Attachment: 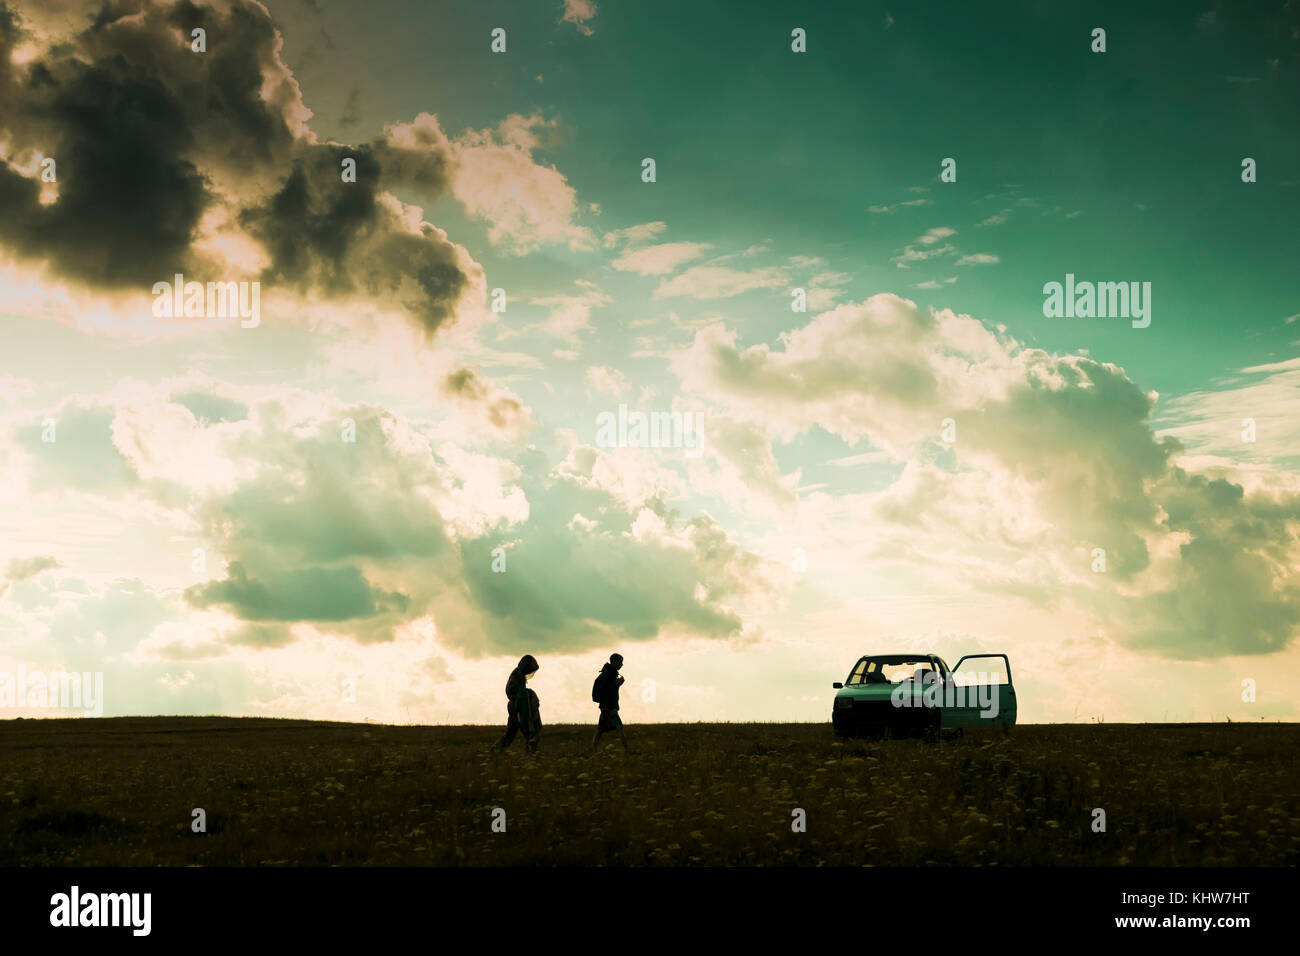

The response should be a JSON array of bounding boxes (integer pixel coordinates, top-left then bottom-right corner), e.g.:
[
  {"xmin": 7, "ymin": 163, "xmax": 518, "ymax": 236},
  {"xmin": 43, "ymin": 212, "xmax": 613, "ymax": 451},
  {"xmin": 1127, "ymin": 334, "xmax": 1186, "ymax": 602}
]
[{"xmin": 832, "ymin": 682, "xmax": 843, "ymax": 689}]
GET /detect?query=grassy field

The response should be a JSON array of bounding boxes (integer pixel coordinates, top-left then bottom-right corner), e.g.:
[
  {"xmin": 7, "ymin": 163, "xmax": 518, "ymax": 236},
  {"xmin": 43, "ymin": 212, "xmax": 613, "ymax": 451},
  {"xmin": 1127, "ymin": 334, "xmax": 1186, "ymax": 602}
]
[{"xmin": 2, "ymin": 717, "xmax": 1297, "ymax": 866}]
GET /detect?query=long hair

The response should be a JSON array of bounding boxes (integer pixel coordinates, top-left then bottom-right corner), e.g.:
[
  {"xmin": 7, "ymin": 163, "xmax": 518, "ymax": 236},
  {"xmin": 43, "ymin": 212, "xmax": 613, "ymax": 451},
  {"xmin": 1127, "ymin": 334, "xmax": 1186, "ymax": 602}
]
[{"xmin": 518, "ymin": 654, "xmax": 539, "ymax": 675}]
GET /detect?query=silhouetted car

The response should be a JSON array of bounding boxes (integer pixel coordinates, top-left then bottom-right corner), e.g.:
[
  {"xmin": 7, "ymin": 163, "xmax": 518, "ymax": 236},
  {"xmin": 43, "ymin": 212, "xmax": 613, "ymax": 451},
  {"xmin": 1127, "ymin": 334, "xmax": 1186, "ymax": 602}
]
[{"xmin": 831, "ymin": 653, "xmax": 1016, "ymax": 738}]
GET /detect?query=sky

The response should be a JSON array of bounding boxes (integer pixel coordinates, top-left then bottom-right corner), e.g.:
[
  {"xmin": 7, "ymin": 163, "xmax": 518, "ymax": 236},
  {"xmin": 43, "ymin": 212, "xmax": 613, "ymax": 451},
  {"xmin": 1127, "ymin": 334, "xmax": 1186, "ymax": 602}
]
[{"xmin": 0, "ymin": 0, "xmax": 1298, "ymax": 724}]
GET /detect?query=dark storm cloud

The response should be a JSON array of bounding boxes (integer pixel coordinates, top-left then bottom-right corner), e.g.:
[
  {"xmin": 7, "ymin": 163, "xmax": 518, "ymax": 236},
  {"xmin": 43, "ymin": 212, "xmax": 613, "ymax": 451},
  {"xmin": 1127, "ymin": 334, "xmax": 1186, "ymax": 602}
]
[
  {"xmin": 0, "ymin": 53, "xmax": 209, "ymax": 286},
  {"xmin": 0, "ymin": 0, "xmax": 473, "ymax": 336},
  {"xmin": 237, "ymin": 137, "xmax": 466, "ymax": 334},
  {"xmin": 239, "ymin": 145, "xmax": 382, "ymax": 290},
  {"xmin": 0, "ymin": 3, "xmax": 21, "ymax": 101}
]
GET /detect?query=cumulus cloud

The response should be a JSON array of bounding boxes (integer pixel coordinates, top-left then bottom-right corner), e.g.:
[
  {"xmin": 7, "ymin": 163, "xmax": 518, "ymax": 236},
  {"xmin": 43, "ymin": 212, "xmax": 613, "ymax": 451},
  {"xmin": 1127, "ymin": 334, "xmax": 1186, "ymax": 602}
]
[
  {"xmin": 0, "ymin": 1, "xmax": 594, "ymax": 344},
  {"xmin": 670, "ymin": 294, "xmax": 1300, "ymax": 658},
  {"xmin": 560, "ymin": 0, "xmax": 598, "ymax": 36},
  {"xmin": 7, "ymin": 378, "xmax": 770, "ymax": 656},
  {"xmin": 0, "ymin": 0, "xmax": 487, "ymax": 338},
  {"xmin": 449, "ymin": 112, "xmax": 595, "ymax": 253}
]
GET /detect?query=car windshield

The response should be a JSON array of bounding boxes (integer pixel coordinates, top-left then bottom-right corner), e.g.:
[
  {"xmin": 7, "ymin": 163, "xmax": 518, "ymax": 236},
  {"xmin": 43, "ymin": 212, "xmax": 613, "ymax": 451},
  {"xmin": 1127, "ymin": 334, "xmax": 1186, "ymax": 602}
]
[{"xmin": 846, "ymin": 657, "xmax": 940, "ymax": 686}]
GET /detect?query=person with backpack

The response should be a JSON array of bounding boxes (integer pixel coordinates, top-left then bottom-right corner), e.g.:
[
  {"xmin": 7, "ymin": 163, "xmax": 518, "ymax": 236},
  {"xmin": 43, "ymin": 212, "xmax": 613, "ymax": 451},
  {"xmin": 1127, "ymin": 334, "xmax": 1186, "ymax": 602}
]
[
  {"xmin": 589, "ymin": 653, "xmax": 628, "ymax": 753},
  {"xmin": 496, "ymin": 654, "xmax": 540, "ymax": 754}
]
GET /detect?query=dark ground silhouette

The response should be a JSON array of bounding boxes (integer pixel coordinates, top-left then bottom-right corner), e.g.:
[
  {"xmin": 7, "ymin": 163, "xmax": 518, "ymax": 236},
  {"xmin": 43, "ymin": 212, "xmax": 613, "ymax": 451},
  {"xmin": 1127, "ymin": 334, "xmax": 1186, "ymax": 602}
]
[{"xmin": 2, "ymin": 717, "xmax": 1296, "ymax": 865}]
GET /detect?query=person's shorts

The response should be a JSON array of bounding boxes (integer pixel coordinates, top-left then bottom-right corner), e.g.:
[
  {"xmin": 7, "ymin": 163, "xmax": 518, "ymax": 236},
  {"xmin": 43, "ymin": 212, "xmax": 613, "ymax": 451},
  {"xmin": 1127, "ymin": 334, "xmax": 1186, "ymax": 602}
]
[{"xmin": 598, "ymin": 709, "xmax": 622, "ymax": 731}]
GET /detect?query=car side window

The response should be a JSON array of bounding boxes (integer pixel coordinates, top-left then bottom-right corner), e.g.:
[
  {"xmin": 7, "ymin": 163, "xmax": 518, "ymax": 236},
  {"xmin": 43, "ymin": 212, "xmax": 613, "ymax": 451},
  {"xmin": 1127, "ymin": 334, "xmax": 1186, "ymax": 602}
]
[{"xmin": 848, "ymin": 659, "xmax": 867, "ymax": 684}]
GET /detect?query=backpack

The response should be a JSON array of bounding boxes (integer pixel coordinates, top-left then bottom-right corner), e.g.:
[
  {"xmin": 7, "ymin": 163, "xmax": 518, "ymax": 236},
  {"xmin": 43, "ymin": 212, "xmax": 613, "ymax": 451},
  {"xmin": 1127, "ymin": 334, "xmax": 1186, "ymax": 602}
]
[{"xmin": 591, "ymin": 671, "xmax": 609, "ymax": 705}]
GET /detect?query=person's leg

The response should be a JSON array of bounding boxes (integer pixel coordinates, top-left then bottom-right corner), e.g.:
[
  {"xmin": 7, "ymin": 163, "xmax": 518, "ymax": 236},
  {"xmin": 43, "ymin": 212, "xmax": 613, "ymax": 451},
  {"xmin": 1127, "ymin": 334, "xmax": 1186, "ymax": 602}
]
[
  {"xmin": 497, "ymin": 712, "xmax": 519, "ymax": 750},
  {"xmin": 525, "ymin": 728, "xmax": 539, "ymax": 755},
  {"xmin": 610, "ymin": 712, "xmax": 628, "ymax": 750},
  {"xmin": 589, "ymin": 723, "xmax": 603, "ymax": 754}
]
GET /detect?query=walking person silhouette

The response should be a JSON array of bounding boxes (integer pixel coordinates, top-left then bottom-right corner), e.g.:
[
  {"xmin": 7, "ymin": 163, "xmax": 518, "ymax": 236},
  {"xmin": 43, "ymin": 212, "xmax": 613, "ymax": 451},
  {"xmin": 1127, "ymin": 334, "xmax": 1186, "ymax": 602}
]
[
  {"xmin": 496, "ymin": 654, "xmax": 540, "ymax": 754},
  {"xmin": 589, "ymin": 653, "xmax": 629, "ymax": 753}
]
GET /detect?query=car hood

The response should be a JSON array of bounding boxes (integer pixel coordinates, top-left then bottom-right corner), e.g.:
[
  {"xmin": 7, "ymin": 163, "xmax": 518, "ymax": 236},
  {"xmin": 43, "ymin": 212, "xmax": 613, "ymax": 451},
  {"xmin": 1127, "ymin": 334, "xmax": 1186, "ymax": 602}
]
[{"xmin": 835, "ymin": 684, "xmax": 900, "ymax": 701}]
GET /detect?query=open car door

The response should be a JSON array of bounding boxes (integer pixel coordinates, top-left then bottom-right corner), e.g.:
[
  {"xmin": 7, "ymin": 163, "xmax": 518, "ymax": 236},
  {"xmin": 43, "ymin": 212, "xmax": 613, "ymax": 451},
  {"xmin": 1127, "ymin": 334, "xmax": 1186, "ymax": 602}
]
[{"xmin": 944, "ymin": 653, "xmax": 1016, "ymax": 729}]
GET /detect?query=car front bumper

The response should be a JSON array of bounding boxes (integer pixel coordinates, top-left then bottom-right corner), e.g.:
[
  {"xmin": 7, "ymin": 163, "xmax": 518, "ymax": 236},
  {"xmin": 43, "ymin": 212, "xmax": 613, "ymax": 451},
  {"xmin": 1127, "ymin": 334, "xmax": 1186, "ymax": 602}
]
[{"xmin": 833, "ymin": 697, "xmax": 939, "ymax": 737}]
